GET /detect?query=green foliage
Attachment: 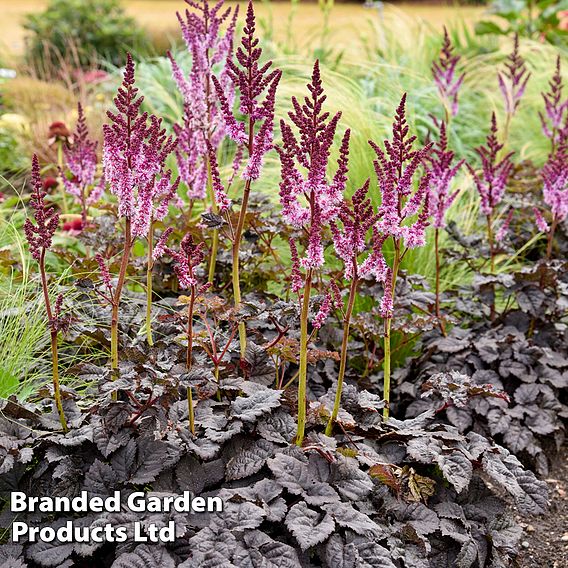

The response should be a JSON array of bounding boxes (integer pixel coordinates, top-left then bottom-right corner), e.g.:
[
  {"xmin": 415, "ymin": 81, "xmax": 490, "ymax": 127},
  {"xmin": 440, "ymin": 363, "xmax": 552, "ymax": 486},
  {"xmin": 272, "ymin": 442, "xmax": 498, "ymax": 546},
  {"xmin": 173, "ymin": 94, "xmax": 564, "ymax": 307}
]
[
  {"xmin": 476, "ymin": 0, "xmax": 568, "ymax": 45},
  {"xmin": 0, "ymin": 127, "xmax": 27, "ymax": 179},
  {"xmin": 23, "ymin": 0, "xmax": 150, "ymax": 72}
]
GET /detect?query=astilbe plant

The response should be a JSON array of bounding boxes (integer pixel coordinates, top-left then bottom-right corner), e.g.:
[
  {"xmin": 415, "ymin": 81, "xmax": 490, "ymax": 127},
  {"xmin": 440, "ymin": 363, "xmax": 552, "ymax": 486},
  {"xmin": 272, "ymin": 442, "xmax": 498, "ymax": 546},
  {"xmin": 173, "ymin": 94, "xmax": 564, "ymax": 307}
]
[
  {"xmin": 169, "ymin": 0, "xmax": 239, "ymax": 283},
  {"xmin": 62, "ymin": 103, "xmax": 104, "ymax": 227},
  {"xmin": 539, "ymin": 56, "xmax": 568, "ymax": 155},
  {"xmin": 427, "ymin": 122, "xmax": 463, "ymax": 333},
  {"xmin": 536, "ymin": 136, "xmax": 568, "ymax": 260},
  {"xmin": 278, "ymin": 60, "xmax": 350, "ymax": 445},
  {"xmin": 325, "ymin": 179, "xmax": 379, "ymax": 435},
  {"xmin": 166, "ymin": 234, "xmax": 211, "ymax": 434},
  {"xmin": 467, "ymin": 113, "xmax": 514, "ymax": 279},
  {"xmin": 24, "ymin": 155, "xmax": 68, "ymax": 432},
  {"xmin": 212, "ymin": 0, "xmax": 281, "ymax": 357},
  {"xmin": 498, "ymin": 34, "xmax": 530, "ymax": 145},
  {"xmin": 431, "ymin": 27, "xmax": 465, "ymax": 123},
  {"xmin": 102, "ymin": 53, "xmax": 178, "ymax": 367},
  {"xmin": 368, "ymin": 94, "xmax": 432, "ymax": 420}
]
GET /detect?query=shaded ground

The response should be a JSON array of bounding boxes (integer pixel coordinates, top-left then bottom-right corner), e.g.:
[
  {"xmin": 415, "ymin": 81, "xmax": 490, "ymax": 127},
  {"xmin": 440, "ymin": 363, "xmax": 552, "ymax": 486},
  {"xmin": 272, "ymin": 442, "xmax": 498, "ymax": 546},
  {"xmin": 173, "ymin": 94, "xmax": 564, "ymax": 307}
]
[{"xmin": 518, "ymin": 445, "xmax": 568, "ymax": 568}]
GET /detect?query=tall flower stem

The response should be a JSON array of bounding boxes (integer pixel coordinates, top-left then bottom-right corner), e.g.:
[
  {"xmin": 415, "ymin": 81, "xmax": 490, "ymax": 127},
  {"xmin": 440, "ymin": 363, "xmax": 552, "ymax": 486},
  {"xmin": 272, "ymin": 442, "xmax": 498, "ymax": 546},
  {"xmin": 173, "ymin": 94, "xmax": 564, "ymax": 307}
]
[
  {"xmin": 57, "ymin": 140, "xmax": 69, "ymax": 215},
  {"xmin": 232, "ymin": 122, "xmax": 255, "ymax": 358},
  {"xmin": 383, "ymin": 240, "xmax": 401, "ymax": 421},
  {"xmin": 296, "ymin": 268, "xmax": 313, "ymax": 446},
  {"xmin": 434, "ymin": 228, "xmax": 446, "ymax": 336},
  {"xmin": 207, "ymin": 161, "xmax": 219, "ymax": 284},
  {"xmin": 325, "ymin": 268, "xmax": 358, "ymax": 436},
  {"xmin": 110, "ymin": 219, "xmax": 132, "ymax": 376},
  {"xmin": 145, "ymin": 222, "xmax": 154, "ymax": 346},
  {"xmin": 39, "ymin": 249, "xmax": 68, "ymax": 432},
  {"xmin": 545, "ymin": 216, "xmax": 558, "ymax": 261},
  {"xmin": 186, "ymin": 285, "xmax": 196, "ymax": 435},
  {"xmin": 486, "ymin": 213, "xmax": 496, "ymax": 320}
]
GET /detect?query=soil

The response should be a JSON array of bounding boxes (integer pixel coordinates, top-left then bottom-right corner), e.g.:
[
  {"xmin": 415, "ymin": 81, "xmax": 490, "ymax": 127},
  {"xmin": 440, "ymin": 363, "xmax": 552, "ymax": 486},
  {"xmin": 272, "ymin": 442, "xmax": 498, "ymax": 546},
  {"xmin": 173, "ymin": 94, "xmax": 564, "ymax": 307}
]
[{"xmin": 518, "ymin": 445, "xmax": 568, "ymax": 568}]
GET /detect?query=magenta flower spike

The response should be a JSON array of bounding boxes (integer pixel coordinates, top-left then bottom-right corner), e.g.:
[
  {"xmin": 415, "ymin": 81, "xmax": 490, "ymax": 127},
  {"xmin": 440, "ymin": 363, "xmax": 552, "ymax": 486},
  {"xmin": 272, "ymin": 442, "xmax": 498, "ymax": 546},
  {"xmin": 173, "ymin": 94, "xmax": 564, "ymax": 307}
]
[
  {"xmin": 368, "ymin": 93, "xmax": 433, "ymax": 420},
  {"xmin": 467, "ymin": 113, "xmax": 514, "ymax": 218},
  {"xmin": 428, "ymin": 122, "xmax": 464, "ymax": 229},
  {"xmin": 62, "ymin": 103, "xmax": 103, "ymax": 225},
  {"xmin": 208, "ymin": 1, "xmax": 281, "ymax": 356},
  {"xmin": 540, "ymin": 137, "xmax": 568, "ymax": 259},
  {"xmin": 498, "ymin": 34, "xmax": 531, "ymax": 117},
  {"xmin": 24, "ymin": 155, "xmax": 68, "ymax": 432},
  {"xmin": 277, "ymin": 59, "xmax": 350, "ymax": 446},
  {"xmin": 431, "ymin": 28, "xmax": 465, "ymax": 121},
  {"xmin": 539, "ymin": 56, "xmax": 568, "ymax": 153},
  {"xmin": 102, "ymin": 53, "xmax": 179, "ymax": 366},
  {"xmin": 169, "ymin": 0, "xmax": 239, "ymax": 201}
]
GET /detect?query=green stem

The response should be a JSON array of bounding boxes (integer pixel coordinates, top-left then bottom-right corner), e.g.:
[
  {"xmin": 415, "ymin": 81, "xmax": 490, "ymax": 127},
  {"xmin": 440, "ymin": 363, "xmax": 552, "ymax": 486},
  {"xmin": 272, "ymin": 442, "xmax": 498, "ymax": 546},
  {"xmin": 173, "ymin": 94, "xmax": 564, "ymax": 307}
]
[
  {"xmin": 434, "ymin": 228, "xmax": 446, "ymax": 336},
  {"xmin": 186, "ymin": 286, "xmax": 196, "ymax": 434},
  {"xmin": 145, "ymin": 223, "xmax": 154, "ymax": 346},
  {"xmin": 111, "ymin": 219, "xmax": 132, "ymax": 376},
  {"xmin": 39, "ymin": 249, "xmax": 67, "ymax": 432},
  {"xmin": 382, "ymin": 240, "xmax": 401, "ymax": 421},
  {"xmin": 325, "ymin": 271, "xmax": 358, "ymax": 436},
  {"xmin": 296, "ymin": 268, "xmax": 313, "ymax": 446},
  {"xmin": 486, "ymin": 213, "xmax": 496, "ymax": 321}
]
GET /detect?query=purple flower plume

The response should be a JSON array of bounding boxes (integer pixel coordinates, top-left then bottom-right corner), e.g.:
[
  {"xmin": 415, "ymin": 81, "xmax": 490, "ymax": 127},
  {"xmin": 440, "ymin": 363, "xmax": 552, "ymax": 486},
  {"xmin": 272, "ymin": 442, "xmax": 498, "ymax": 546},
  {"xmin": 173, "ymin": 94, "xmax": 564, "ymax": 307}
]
[
  {"xmin": 24, "ymin": 155, "xmax": 59, "ymax": 261},
  {"xmin": 62, "ymin": 103, "xmax": 104, "ymax": 209},
  {"xmin": 467, "ymin": 113, "xmax": 514, "ymax": 216},
  {"xmin": 431, "ymin": 28, "xmax": 465, "ymax": 119},
  {"xmin": 170, "ymin": 0, "xmax": 239, "ymax": 200},
  {"xmin": 495, "ymin": 208, "xmax": 514, "ymax": 242},
  {"xmin": 278, "ymin": 60, "xmax": 349, "ymax": 270},
  {"xmin": 368, "ymin": 93, "xmax": 433, "ymax": 251},
  {"xmin": 533, "ymin": 207, "xmax": 550, "ymax": 233},
  {"xmin": 103, "ymin": 54, "xmax": 179, "ymax": 238},
  {"xmin": 539, "ymin": 56, "xmax": 568, "ymax": 147},
  {"xmin": 542, "ymin": 137, "xmax": 568, "ymax": 224},
  {"xmin": 167, "ymin": 233, "xmax": 209, "ymax": 293},
  {"xmin": 331, "ymin": 179, "xmax": 380, "ymax": 280},
  {"xmin": 498, "ymin": 35, "xmax": 530, "ymax": 117},
  {"xmin": 214, "ymin": 1, "xmax": 281, "ymax": 179},
  {"xmin": 427, "ymin": 122, "xmax": 463, "ymax": 229}
]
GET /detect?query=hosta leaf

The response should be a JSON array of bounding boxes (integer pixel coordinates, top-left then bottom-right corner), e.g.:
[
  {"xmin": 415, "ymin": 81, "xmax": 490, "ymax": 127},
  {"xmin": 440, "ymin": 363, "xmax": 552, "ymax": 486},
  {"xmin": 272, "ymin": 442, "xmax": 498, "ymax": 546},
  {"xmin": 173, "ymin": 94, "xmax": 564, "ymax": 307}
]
[
  {"xmin": 285, "ymin": 502, "xmax": 335, "ymax": 550},
  {"xmin": 231, "ymin": 389, "xmax": 282, "ymax": 422},
  {"xmin": 225, "ymin": 439, "xmax": 274, "ymax": 481},
  {"xmin": 112, "ymin": 545, "xmax": 175, "ymax": 568}
]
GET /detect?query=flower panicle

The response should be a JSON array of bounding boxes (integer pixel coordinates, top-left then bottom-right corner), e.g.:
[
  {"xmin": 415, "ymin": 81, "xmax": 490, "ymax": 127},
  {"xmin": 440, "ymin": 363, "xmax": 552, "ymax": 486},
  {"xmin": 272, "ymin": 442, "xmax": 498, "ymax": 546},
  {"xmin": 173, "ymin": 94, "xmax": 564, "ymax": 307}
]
[
  {"xmin": 431, "ymin": 27, "xmax": 465, "ymax": 118},
  {"xmin": 498, "ymin": 34, "xmax": 531, "ymax": 116},
  {"xmin": 103, "ymin": 54, "xmax": 179, "ymax": 235},
  {"xmin": 542, "ymin": 137, "xmax": 568, "ymax": 223},
  {"xmin": 167, "ymin": 233, "xmax": 207, "ymax": 290},
  {"xmin": 279, "ymin": 60, "xmax": 348, "ymax": 271},
  {"xmin": 24, "ymin": 155, "xmax": 59, "ymax": 261},
  {"xmin": 467, "ymin": 113, "xmax": 514, "ymax": 216},
  {"xmin": 539, "ymin": 56, "xmax": 568, "ymax": 144},
  {"xmin": 369, "ymin": 94, "xmax": 432, "ymax": 246},
  {"xmin": 428, "ymin": 122, "xmax": 464, "ymax": 228}
]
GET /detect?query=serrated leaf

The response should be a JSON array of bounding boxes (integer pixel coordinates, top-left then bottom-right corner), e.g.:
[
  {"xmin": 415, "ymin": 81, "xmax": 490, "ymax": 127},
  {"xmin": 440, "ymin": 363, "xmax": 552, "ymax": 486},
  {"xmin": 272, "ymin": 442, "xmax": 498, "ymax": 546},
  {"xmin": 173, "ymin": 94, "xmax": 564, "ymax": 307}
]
[
  {"xmin": 322, "ymin": 502, "xmax": 379, "ymax": 536},
  {"xmin": 130, "ymin": 439, "xmax": 180, "ymax": 484},
  {"xmin": 356, "ymin": 541, "xmax": 397, "ymax": 568},
  {"xmin": 284, "ymin": 502, "xmax": 335, "ymax": 550},
  {"xmin": 257, "ymin": 410, "xmax": 296, "ymax": 444},
  {"xmin": 231, "ymin": 389, "xmax": 282, "ymax": 422},
  {"xmin": 84, "ymin": 459, "xmax": 118, "ymax": 496},
  {"xmin": 437, "ymin": 452, "xmax": 473, "ymax": 493},
  {"xmin": 26, "ymin": 539, "xmax": 74, "ymax": 567},
  {"xmin": 226, "ymin": 439, "xmax": 274, "ymax": 481},
  {"xmin": 112, "ymin": 545, "xmax": 176, "ymax": 568}
]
